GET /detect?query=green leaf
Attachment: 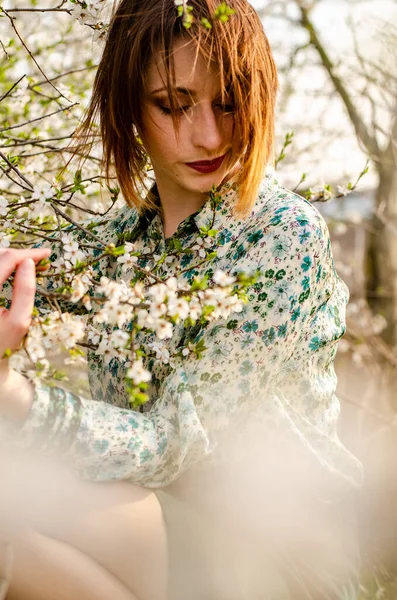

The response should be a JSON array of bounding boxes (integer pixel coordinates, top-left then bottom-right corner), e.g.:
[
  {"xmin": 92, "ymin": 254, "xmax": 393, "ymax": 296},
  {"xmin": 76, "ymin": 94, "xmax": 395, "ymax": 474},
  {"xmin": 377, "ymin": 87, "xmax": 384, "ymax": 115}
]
[
  {"xmin": 172, "ymin": 237, "xmax": 183, "ymax": 251},
  {"xmin": 156, "ymin": 252, "xmax": 167, "ymax": 265},
  {"xmin": 51, "ymin": 370, "xmax": 68, "ymax": 381},
  {"xmin": 111, "ymin": 244, "xmax": 128, "ymax": 257},
  {"xmin": 74, "ymin": 169, "xmax": 82, "ymax": 185},
  {"xmin": 214, "ymin": 1, "xmax": 236, "ymax": 22},
  {"xmin": 201, "ymin": 17, "xmax": 212, "ymax": 29},
  {"xmin": 191, "ymin": 275, "xmax": 209, "ymax": 291}
]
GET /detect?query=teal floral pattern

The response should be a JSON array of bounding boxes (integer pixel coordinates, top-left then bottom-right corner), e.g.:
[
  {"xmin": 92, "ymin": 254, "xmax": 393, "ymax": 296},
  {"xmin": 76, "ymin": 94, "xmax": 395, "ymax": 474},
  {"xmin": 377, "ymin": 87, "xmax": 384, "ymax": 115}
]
[{"xmin": 3, "ymin": 169, "xmax": 363, "ymax": 489}]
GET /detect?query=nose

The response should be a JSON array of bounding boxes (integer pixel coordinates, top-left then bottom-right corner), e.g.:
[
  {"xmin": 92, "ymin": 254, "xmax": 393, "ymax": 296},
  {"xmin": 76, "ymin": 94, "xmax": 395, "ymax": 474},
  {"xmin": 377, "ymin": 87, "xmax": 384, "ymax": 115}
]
[{"xmin": 190, "ymin": 102, "xmax": 225, "ymax": 154}]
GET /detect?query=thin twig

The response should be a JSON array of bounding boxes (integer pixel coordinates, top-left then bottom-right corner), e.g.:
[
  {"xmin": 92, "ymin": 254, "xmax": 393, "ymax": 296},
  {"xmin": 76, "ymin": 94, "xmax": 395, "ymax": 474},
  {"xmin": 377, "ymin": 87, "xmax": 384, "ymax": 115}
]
[
  {"xmin": 2, "ymin": 7, "xmax": 70, "ymax": 102},
  {"xmin": 0, "ymin": 74, "xmax": 26, "ymax": 104},
  {"xmin": 0, "ymin": 150, "xmax": 34, "ymax": 189},
  {"xmin": 50, "ymin": 203, "xmax": 108, "ymax": 247},
  {"xmin": 0, "ymin": 103, "xmax": 79, "ymax": 133},
  {"xmin": 33, "ymin": 64, "xmax": 99, "ymax": 88}
]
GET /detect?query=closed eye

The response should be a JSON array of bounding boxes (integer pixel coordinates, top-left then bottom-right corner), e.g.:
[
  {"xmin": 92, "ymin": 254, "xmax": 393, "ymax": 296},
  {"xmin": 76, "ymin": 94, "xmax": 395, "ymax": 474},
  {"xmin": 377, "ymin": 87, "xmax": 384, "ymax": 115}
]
[{"xmin": 156, "ymin": 103, "xmax": 235, "ymax": 116}]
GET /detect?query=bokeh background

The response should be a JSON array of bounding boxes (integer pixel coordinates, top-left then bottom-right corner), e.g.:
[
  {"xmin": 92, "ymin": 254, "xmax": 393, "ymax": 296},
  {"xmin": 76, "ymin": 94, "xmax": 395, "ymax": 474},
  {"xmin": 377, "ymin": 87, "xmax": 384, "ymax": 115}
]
[{"xmin": 1, "ymin": 0, "xmax": 397, "ymax": 596}]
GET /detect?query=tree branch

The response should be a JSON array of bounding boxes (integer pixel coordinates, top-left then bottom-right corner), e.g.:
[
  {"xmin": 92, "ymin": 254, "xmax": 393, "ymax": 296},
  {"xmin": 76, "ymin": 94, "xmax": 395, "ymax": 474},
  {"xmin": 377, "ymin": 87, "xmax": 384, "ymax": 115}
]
[{"xmin": 297, "ymin": 3, "xmax": 381, "ymax": 165}]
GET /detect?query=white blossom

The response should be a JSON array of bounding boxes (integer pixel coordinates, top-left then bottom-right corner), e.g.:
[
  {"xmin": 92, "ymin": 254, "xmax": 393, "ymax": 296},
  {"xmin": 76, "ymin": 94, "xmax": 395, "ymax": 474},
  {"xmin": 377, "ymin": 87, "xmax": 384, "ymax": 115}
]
[
  {"xmin": 55, "ymin": 314, "xmax": 86, "ymax": 349},
  {"xmin": 87, "ymin": 326, "xmax": 101, "ymax": 345},
  {"xmin": 0, "ymin": 231, "xmax": 10, "ymax": 248},
  {"xmin": 337, "ymin": 185, "xmax": 351, "ymax": 197},
  {"xmin": 166, "ymin": 277, "xmax": 178, "ymax": 291},
  {"xmin": 56, "ymin": 84, "xmax": 79, "ymax": 105},
  {"xmin": 167, "ymin": 297, "xmax": 190, "ymax": 322},
  {"xmin": 147, "ymin": 341, "xmax": 172, "ymax": 365},
  {"xmin": 97, "ymin": 298, "xmax": 133, "ymax": 328},
  {"xmin": 117, "ymin": 242, "xmax": 139, "ymax": 273},
  {"xmin": 150, "ymin": 300, "xmax": 168, "ymax": 319},
  {"xmin": 31, "ymin": 183, "xmax": 56, "ymax": 202},
  {"xmin": 62, "ymin": 236, "xmax": 86, "ymax": 265},
  {"xmin": 0, "ymin": 196, "xmax": 8, "ymax": 216},
  {"xmin": 147, "ymin": 283, "xmax": 169, "ymax": 303},
  {"xmin": 97, "ymin": 277, "xmax": 130, "ymax": 302},
  {"xmin": 29, "ymin": 200, "xmax": 51, "ymax": 221},
  {"xmin": 26, "ymin": 336, "xmax": 47, "ymax": 362},
  {"xmin": 154, "ymin": 319, "xmax": 173, "ymax": 340},
  {"xmin": 27, "ymin": 312, "xmax": 86, "ymax": 357},
  {"xmin": 109, "ymin": 329, "xmax": 130, "ymax": 349},
  {"xmin": 136, "ymin": 308, "xmax": 156, "ymax": 329},
  {"xmin": 309, "ymin": 182, "xmax": 333, "ymax": 202},
  {"xmin": 95, "ymin": 332, "xmax": 124, "ymax": 364},
  {"xmin": 126, "ymin": 358, "xmax": 152, "ymax": 385},
  {"xmin": 70, "ymin": 270, "xmax": 92, "ymax": 302},
  {"xmin": 68, "ymin": 0, "xmax": 103, "ymax": 26},
  {"xmin": 82, "ymin": 295, "xmax": 92, "ymax": 310},
  {"xmin": 213, "ymin": 269, "xmax": 236, "ymax": 287},
  {"xmin": 192, "ymin": 236, "xmax": 212, "ymax": 258},
  {"xmin": 26, "ymin": 359, "xmax": 51, "ymax": 383},
  {"xmin": 9, "ymin": 352, "xmax": 29, "ymax": 372},
  {"xmin": 187, "ymin": 297, "xmax": 202, "ymax": 321}
]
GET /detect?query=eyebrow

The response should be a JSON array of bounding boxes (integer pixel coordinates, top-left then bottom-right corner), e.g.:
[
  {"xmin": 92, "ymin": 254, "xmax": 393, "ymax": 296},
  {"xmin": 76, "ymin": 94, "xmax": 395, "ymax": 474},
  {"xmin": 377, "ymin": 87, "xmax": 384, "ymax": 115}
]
[
  {"xmin": 150, "ymin": 86, "xmax": 226, "ymax": 98},
  {"xmin": 150, "ymin": 87, "xmax": 198, "ymax": 97}
]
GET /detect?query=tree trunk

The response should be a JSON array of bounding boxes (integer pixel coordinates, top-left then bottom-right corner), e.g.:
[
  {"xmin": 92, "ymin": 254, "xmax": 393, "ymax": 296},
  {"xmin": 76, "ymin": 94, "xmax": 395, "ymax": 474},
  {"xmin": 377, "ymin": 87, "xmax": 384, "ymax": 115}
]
[{"xmin": 365, "ymin": 162, "xmax": 397, "ymax": 347}]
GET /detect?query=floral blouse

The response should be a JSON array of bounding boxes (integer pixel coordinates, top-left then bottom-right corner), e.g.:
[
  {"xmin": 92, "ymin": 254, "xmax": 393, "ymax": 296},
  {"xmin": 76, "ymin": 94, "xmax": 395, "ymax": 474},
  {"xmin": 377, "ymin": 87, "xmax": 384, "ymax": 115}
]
[{"xmin": 1, "ymin": 168, "xmax": 363, "ymax": 490}]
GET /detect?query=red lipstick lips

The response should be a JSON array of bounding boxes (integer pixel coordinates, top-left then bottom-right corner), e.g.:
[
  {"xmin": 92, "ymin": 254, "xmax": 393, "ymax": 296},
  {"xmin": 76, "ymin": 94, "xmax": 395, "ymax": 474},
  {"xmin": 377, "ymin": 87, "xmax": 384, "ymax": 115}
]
[{"xmin": 185, "ymin": 153, "xmax": 226, "ymax": 174}]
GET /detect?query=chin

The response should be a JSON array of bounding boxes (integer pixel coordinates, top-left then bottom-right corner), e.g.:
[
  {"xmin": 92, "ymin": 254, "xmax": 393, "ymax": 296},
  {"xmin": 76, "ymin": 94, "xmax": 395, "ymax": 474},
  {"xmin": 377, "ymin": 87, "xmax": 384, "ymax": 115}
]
[{"xmin": 179, "ymin": 173, "xmax": 221, "ymax": 193}]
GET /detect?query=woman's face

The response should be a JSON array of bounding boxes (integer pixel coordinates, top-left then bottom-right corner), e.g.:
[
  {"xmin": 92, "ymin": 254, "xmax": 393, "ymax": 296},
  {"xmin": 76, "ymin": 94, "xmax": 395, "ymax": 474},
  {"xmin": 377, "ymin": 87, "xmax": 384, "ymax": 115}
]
[{"xmin": 141, "ymin": 37, "xmax": 241, "ymax": 197}]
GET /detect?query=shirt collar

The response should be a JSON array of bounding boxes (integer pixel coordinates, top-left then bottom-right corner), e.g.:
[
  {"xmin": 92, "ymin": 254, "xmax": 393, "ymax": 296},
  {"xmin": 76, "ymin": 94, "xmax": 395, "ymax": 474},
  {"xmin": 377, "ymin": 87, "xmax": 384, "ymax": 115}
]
[
  {"xmin": 143, "ymin": 164, "xmax": 279, "ymax": 244},
  {"xmin": 192, "ymin": 164, "xmax": 280, "ymax": 236}
]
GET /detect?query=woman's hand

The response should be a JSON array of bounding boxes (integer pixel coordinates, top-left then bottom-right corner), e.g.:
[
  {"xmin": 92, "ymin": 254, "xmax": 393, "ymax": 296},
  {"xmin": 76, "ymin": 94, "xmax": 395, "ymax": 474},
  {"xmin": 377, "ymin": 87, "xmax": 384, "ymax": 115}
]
[
  {"xmin": 0, "ymin": 247, "xmax": 51, "ymax": 358},
  {"xmin": 0, "ymin": 247, "xmax": 51, "ymax": 423}
]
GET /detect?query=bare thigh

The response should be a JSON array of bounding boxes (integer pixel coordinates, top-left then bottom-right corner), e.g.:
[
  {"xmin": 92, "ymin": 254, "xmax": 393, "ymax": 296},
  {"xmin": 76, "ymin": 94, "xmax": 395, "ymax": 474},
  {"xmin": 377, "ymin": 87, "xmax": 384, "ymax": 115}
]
[
  {"xmin": 5, "ymin": 530, "xmax": 138, "ymax": 600},
  {"xmin": 0, "ymin": 452, "xmax": 168, "ymax": 600},
  {"xmin": 45, "ymin": 480, "xmax": 168, "ymax": 600}
]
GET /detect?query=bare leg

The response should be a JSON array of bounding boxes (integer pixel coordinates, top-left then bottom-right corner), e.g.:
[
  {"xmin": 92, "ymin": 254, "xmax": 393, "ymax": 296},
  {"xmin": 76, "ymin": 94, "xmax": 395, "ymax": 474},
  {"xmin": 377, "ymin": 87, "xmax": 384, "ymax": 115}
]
[
  {"xmin": 0, "ymin": 453, "xmax": 168, "ymax": 600},
  {"xmin": 5, "ymin": 529, "xmax": 138, "ymax": 600},
  {"xmin": 39, "ymin": 480, "xmax": 169, "ymax": 600}
]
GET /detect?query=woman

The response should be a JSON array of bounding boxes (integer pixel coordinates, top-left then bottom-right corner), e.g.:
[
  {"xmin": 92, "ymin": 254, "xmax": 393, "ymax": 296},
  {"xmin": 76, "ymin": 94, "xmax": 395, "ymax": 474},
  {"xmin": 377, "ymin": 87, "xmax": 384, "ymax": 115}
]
[{"xmin": 0, "ymin": 1, "xmax": 363, "ymax": 598}]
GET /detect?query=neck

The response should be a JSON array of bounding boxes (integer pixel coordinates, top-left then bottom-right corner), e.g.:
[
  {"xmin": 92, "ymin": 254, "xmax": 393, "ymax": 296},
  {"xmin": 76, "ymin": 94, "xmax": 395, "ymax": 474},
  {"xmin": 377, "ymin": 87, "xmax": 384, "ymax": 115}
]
[
  {"xmin": 155, "ymin": 180, "xmax": 207, "ymax": 239},
  {"xmin": 153, "ymin": 164, "xmax": 241, "ymax": 239}
]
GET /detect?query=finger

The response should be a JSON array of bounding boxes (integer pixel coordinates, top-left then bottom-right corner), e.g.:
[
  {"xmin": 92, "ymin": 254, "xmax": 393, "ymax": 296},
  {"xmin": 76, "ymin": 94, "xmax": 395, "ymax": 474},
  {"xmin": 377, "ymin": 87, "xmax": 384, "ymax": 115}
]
[
  {"xmin": 0, "ymin": 249, "xmax": 51, "ymax": 286},
  {"xmin": 0, "ymin": 247, "xmax": 51, "ymax": 259},
  {"xmin": 6, "ymin": 259, "xmax": 36, "ymax": 350}
]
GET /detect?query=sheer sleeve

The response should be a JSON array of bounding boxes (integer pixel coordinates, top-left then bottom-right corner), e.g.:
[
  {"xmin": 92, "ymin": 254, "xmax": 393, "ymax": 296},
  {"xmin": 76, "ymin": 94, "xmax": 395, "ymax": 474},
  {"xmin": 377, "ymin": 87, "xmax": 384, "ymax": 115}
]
[{"xmin": 3, "ymin": 196, "xmax": 363, "ymax": 489}]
